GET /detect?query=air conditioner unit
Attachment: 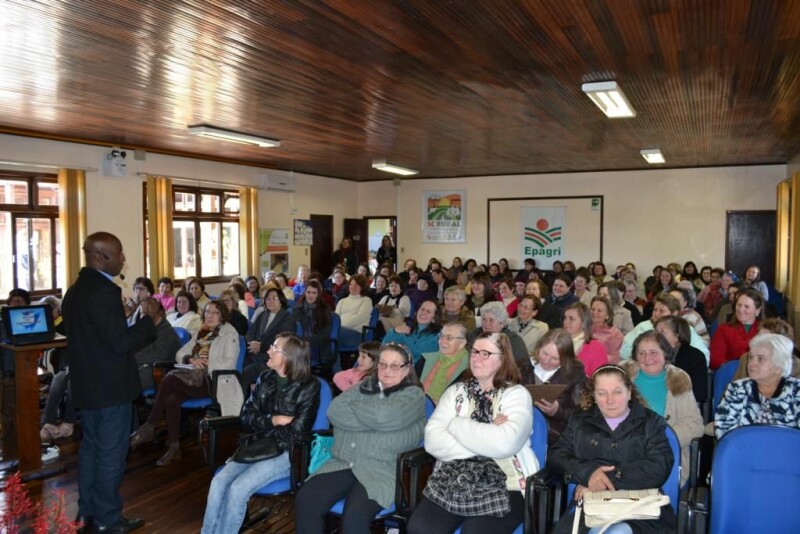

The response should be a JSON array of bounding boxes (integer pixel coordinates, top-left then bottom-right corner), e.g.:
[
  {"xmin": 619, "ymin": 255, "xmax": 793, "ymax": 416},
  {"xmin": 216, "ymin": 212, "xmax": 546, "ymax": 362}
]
[
  {"xmin": 102, "ymin": 148, "xmax": 127, "ymax": 177},
  {"xmin": 261, "ymin": 172, "xmax": 296, "ymax": 192}
]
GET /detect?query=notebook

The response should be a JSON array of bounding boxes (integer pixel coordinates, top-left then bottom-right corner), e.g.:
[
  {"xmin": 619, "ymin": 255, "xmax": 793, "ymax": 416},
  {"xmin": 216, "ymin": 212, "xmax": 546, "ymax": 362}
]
[{"xmin": 525, "ymin": 384, "xmax": 568, "ymax": 405}]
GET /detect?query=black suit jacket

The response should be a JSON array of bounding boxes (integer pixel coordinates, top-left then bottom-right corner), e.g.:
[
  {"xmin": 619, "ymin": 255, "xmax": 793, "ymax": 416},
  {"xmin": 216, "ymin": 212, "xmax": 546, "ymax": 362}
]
[
  {"xmin": 248, "ymin": 308, "xmax": 295, "ymax": 354},
  {"xmin": 62, "ymin": 267, "xmax": 155, "ymax": 409}
]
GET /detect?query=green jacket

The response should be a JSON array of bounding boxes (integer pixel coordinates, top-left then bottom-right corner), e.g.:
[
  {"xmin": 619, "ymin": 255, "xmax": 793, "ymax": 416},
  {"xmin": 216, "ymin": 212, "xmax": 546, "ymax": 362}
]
[{"xmin": 312, "ymin": 376, "xmax": 425, "ymax": 508}]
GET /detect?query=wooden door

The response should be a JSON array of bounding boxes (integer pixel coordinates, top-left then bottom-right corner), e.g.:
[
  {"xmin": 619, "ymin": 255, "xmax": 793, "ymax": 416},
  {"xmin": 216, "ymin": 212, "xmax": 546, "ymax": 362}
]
[
  {"xmin": 725, "ymin": 210, "xmax": 776, "ymax": 285},
  {"xmin": 344, "ymin": 218, "xmax": 368, "ymax": 269},
  {"xmin": 310, "ymin": 214, "xmax": 333, "ymax": 276}
]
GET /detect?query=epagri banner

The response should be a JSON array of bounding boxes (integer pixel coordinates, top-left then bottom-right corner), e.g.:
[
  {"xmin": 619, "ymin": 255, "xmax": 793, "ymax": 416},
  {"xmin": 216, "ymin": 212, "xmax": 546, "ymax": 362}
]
[{"xmin": 521, "ymin": 206, "xmax": 565, "ymax": 269}]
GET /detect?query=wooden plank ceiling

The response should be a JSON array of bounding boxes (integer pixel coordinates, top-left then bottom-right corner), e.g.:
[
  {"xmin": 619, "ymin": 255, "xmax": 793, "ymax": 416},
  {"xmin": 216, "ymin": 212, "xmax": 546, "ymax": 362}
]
[{"xmin": 1, "ymin": 0, "xmax": 799, "ymax": 181}]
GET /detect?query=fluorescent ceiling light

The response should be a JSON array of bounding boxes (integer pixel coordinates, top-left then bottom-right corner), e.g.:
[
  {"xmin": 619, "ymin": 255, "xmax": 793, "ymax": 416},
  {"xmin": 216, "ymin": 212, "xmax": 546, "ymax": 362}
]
[
  {"xmin": 187, "ymin": 125, "xmax": 280, "ymax": 148},
  {"xmin": 581, "ymin": 81, "xmax": 637, "ymax": 118},
  {"xmin": 641, "ymin": 148, "xmax": 666, "ymax": 164},
  {"xmin": 371, "ymin": 159, "xmax": 418, "ymax": 176}
]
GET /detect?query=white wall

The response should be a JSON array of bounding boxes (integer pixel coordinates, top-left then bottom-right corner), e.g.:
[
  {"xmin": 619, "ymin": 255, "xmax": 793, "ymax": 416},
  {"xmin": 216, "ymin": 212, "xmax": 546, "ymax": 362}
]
[
  {"xmin": 788, "ymin": 154, "xmax": 800, "ymax": 179},
  {"xmin": 363, "ymin": 165, "xmax": 787, "ymax": 275}
]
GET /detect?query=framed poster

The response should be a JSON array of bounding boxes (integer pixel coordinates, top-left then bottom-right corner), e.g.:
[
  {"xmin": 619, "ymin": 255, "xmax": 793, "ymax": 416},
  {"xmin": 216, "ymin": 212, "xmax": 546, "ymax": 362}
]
[
  {"xmin": 293, "ymin": 219, "xmax": 313, "ymax": 246},
  {"xmin": 259, "ymin": 228, "xmax": 289, "ymax": 275},
  {"xmin": 422, "ymin": 190, "xmax": 466, "ymax": 243}
]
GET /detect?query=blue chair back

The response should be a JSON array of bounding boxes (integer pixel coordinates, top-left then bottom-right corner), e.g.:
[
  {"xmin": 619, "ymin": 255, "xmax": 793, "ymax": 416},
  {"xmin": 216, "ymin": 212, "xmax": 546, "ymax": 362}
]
[
  {"xmin": 254, "ymin": 298, "xmax": 263, "ymax": 309},
  {"xmin": 174, "ymin": 327, "xmax": 191, "ymax": 347},
  {"xmin": 424, "ymin": 395, "xmax": 436, "ymax": 420},
  {"xmin": 312, "ymin": 378, "xmax": 333, "ymax": 431},
  {"xmin": 712, "ymin": 360, "xmax": 739, "ymax": 414},
  {"xmin": 709, "ymin": 425, "xmax": 800, "ymax": 533},
  {"xmin": 531, "ymin": 407, "xmax": 549, "ymax": 466},
  {"xmin": 296, "ymin": 320, "xmax": 304, "ymax": 336},
  {"xmin": 236, "ymin": 335, "xmax": 247, "ymax": 372},
  {"xmin": 247, "ymin": 306, "xmax": 256, "ymax": 320},
  {"xmin": 362, "ymin": 307, "xmax": 380, "ymax": 342}
]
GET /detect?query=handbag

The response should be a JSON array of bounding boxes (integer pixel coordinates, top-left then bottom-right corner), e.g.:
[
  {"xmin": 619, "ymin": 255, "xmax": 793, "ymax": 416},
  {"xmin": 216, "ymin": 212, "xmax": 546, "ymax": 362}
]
[
  {"xmin": 230, "ymin": 430, "xmax": 284, "ymax": 464},
  {"xmin": 572, "ymin": 488, "xmax": 670, "ymax": 534},
  {"xmin": 166, "ymin": 367, "xmax": 207, "ymax": 388},
  {"xmin": 308, "ymin": 434, "xmax": 334, "ymax": 474},
  {"xmin": 423, "ymin": 457, "xmax": 511, "ymax": 517}
]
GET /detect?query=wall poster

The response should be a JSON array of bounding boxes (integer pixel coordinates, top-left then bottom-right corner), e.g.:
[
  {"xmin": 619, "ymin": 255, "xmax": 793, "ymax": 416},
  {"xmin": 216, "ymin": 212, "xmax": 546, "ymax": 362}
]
[{"xmin": 422, "ymin": 189, "xmax": 466, "ymax": 243}]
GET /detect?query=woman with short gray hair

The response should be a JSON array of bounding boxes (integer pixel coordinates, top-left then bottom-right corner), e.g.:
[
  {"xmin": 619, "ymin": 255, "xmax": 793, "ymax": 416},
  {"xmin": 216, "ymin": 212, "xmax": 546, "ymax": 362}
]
[
  {"xmin": 466, "ymin": 302, "xmax": 529, "ymax": 360},
  {"xmin": 715, "ymin": 333, "xmax": 800, "ymax": 438}
]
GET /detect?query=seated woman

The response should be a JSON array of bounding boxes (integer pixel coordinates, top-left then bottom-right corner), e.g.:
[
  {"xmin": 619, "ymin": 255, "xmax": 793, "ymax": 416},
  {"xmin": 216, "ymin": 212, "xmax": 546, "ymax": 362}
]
[
  {"xmin": 622, "ymin": 279, "xmax": 646, "ymax": 326},
  {"xmin": 620, "ymin": 331, "xmax": 703, "ymax": 487},
  {"xmin": 572, "ymin": 268, "xmax": 596, "ymax": 307},
  {"xmin": 244, "ymin": 275, "xmax": 261, "ymax": 304},
  {"xmin": 295, "ymin": 343, "xmax": 426, "ymax": 534},
  {"xmin": 654, "ymin": 316, "xmax": 709, "ymax": 403},
  {"xmin": 597, "ymin": 281, "xmax": 634, "ymax": 334},
  {"xmin": 733, "ymin": 318, "xmax": 800, "ymax": 381},
  {"xmin": 549, "ymin": 365, "xmax": 676, "ymax": 534},
  {"xmin": 588, "ymin": 262, "xmax": 613, "ymax": 294},
  {"xmin": 550, "ymin": 274, "xmax": 579, "ymax": 319},
  {"xmin": 230, "ymin": 282, "xmax": 251, "ymax": 317},
  {"xmin": 526, "ymin": 279, "xmax": 561, "ymax": 330},
  {"xmin": 370, "ymin": 273, "xmax": 390, "ymax": 306},
  {"xmin": 467, "ymin": 302, "xmax": 529, "ymax": 361},
  {"xmin": 715, "ymin": 333, "xmax": 800, "ymax": 439},
  {"xmin": 166, "ymin": 290, "xmax": 202, "ymax": 337},
  {"xmin": 516, "ymin": 329, "xmax": 586, "ymax": 445},
  {"xmin": 376, "ymin": 275, "xmax": 413, "ymax": 335},
  {"xmin": 710, "ymin": 288, "xmax": 763, "ymax": 370},
  {"xmin": 562, "ymin": 302, "xmax": 608, "ymax": 377},
  {"xmin": 219, "ymin": 288, "xmax": 249, "ymax": 336},
  {"xmin": 335, "ymin": 274, "xmax": 374, "ymax": 348},
  {"xmin": 495, "ymin": 278, "xmax": 519, "ymax": 318},
  {"xmin": 293, "ymin": 280, "xmax": 334, "ymax": 367},
  {"xmin": 243, "ymin": 287, "xmax": 295, "ymax": 388},
  {"xmin": 670, "ymin": 286, "xmax": 709, "ymax": 346},
  {"xmin": 741, "ymin": 265, "xmax": 769, "ymax": 301},
  {"xmin": 441, "ymin": 286, "xmax": 476, "ymax": 332},
  {"xmin": 407, "ymin": 332, "xmax": 538, "ymax": 534},
  {"xmin": 154, "ymin": 277, "xmax": 176, "ymax": 312},
  {"xmin": 419, "ymin": 322, "xmax": 470, "ymax": 403},
  {"xmin": 465, "ymin": 272, "xmax": 494, "ymax": 325},
  {"xmin": 405, "ymin": 273, "xmax": 437, "ymax": 311},
  {"xmin": 333, "ymin": 341, "xmax": 380, "ymax": 392},
  {"xmin": 589, "ymin": 296, "xmax": 624, "ymax": 364},
  {"xmin": 201, "ymin": 334, "xmax": 320, "ymax": 533},
  {"xmin": 130, "ymin": 300, "xmax": 240, "ymax": 466},
  {"xmin": 188, "ymin": 278, "xmax": 211, "ymax": 310},
  {"xmin": 383, "ymin": 299, "xmax": 442, "ymax": 366},
  {"xmin": 507, "ymin": 294, "xmax": 549, "ymax": 354}
]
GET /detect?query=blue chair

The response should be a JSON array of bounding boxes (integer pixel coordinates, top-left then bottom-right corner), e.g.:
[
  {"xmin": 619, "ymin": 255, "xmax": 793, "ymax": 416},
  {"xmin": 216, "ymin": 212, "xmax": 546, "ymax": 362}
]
[
  {"xmin": 247, "ymin": 306, "xmax": 256, "ymax": 320},
  {"xmin": 361, "ymin": 307, "xmax": 380, "ymax": 342},
  {"xmin": 181, "ymin": 335, "xmax": 247, "ymax": 411},
  {"xmin": 174, "ymin": 327, "xmax": 191, "ymax": 347},
  {"xmin": 688, "ymin": 425, "xmax": 800, "ymax": 533},
  {"xmin": 712, "ymin": 360, "xmax": 739, "ymax": 414}
]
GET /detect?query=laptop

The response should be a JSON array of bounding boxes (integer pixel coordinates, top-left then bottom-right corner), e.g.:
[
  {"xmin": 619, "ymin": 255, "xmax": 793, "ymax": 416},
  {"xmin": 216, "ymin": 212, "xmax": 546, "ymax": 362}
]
[{"xmin": 1, "ymin": 304, "xmax": 59, "ymax": 346}]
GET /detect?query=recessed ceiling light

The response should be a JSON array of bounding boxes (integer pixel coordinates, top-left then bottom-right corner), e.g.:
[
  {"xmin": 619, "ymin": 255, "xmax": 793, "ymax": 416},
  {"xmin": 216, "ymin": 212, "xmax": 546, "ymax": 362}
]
[
  {"xmin": 581, "ymin": 81, "xmax": 637, "ymax": 118},
  {"xmin": 371, "ymin": 159, "xmax": 418, "ymax": 176},
  {"xmin": 640, "ymin": 148, "xmax": 666, "ymax": 164},
  {"xmin": 187, "ymin": 125, "xmax": 280, "ymax": 148}
]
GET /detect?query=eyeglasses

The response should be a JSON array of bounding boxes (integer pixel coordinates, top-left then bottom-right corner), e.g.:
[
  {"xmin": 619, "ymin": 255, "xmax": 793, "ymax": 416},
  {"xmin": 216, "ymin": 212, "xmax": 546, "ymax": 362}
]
[
  {"xmin": 377, "ymin": 361, "xmax": 409, "ymax": 372},
  {"xmin": 265, "ymin": 296, "xmax": 280, "ymax": 302},
  {"xmin": 270, "ymin": 343, "xmax": 288, "ymax": 355},
  {"xmin": 469, "ymin": 347, "xmax": 503, "ymax": 360},
  {"xmin": 438, "ymin": 334, "xmax": 465, "ymax": 342},
  {"xmin": 134, "ymin": 285, "xmax": 147, "ymax": 291}
]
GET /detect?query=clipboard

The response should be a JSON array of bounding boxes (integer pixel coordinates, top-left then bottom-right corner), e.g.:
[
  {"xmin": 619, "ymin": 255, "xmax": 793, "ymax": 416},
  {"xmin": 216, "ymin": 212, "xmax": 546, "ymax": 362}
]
[{"xmin": 525, "ymin": 384, "xmax": 568, "ymax": 404}]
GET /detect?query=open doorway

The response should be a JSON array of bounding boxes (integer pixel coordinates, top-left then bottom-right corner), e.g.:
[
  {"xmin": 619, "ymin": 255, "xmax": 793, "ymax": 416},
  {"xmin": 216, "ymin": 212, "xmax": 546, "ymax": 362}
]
[{"xmin": 366, "ymin": 217, "xmax": 397, "ymax": 273}]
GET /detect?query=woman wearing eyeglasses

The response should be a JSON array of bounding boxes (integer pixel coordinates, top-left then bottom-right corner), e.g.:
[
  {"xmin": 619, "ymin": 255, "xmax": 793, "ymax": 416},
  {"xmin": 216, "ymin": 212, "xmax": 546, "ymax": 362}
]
[
  {"xmin": 407, "ymin": 332, "xmax": 537, "ymax": 534},
  {"xmin": 130, "ymin": 300, "xmax": 241, "ymax": 466},
  {"xmin": 241, "ymin": 287, "xmax": 295, "ymax": 389},
  {"xmin": 295, "ymin": 343, "xmax": 425, "ymax": 534},
  {"xmin": 419, "ymin": 322, "xmax": 470, "ymax": 403},
  {"xmin": 202, "ymin": 333, "xmax": 320, "ymax": 533}
]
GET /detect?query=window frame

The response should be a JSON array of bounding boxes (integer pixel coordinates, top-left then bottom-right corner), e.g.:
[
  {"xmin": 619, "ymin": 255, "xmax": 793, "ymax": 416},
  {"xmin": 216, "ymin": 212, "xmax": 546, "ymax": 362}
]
[
  {"xmin": 144, "ymin": 183, "xmax": 240, "ymax": 285},
  {"xmin": 0, "ymin": 172, "xmax": 60, "ymax": 300}
]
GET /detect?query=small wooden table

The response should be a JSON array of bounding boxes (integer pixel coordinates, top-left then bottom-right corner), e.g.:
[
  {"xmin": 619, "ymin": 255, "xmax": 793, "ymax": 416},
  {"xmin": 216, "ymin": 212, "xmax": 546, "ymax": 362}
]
[{"xmin": 1, "ymin": 338, "xmax": 68, "ymax": 480}]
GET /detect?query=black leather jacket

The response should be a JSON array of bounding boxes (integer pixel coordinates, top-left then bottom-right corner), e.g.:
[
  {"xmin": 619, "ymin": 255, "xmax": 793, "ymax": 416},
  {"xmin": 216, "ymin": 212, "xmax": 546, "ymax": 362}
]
[{"xmin": 241, "ymin": 370, "xmax": 321, "ymax": 450}]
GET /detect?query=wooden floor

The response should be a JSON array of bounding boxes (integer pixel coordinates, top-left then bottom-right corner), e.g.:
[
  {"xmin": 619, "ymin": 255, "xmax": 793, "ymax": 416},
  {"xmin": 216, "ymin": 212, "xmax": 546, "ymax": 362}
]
[{"xmin": 3, "ymin": 423, "xmax": 297, "ymax": 533}]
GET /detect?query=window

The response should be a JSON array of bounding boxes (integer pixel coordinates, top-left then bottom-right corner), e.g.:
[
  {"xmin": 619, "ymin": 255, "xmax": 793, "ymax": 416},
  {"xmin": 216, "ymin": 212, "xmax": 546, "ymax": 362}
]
[
  {"xmin": 144, "ymin": 184, "xmax": 240, "ymax": 283},
  {"xmin": 0, "ymin": 173, "xmax": 60, "ymax": 299}
]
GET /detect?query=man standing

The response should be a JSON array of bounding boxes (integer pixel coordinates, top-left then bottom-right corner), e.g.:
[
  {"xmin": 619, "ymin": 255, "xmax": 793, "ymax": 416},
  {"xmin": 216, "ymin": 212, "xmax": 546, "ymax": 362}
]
[{"xmin": 62, "ymin": 232, "xmax": 155, "ymax": 533}]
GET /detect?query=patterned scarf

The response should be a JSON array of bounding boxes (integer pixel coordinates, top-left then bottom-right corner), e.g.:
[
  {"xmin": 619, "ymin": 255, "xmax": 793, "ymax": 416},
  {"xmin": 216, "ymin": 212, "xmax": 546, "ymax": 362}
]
[
  {"xmin": 465, "ymin": 377, "xmax": 499, "ymax": 423},
  {"xmin": 191, "ymin": 324, "xmax": 222, "ymax": 362}
]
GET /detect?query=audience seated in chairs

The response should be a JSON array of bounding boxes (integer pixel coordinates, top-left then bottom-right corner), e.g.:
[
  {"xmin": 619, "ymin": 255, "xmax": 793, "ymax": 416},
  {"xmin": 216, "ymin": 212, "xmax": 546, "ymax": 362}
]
[
  {"xmin": 242, "ymin": 287, "xmax": 294, "ymax": 390},
  {"xmin": 295, "ymin": 342, "xmax": 425, "ymax": 534},
  {"xmin": 382, "ymin": 299, "xmax": 442, "ymax": 367},
  {"xmin": 654, "ymin": 315, "xmax": 709, "ymax": 403},
  {"xmin": 375, "ymin": 275, "xmax": 413, "ymax": 335},
  {"xmin": 154, "ymin": 277, "xmax": 176, "ymax": 313},
  {"xmin": 293, "ymin": 280, "xmax": 334, "ymax": 368},
  {"xmin": 201, "ymin": 333, "xmax": 320, "ymax": 533},
  {"xmin": 709, "ymin": 288, "xmax": 764, "ymax": 370},
  {"xmin": 334, "ymin": 274, "xmax": 374, "ymax": 349},
  {"xmin": 218, "ymin": 287, "xmax": 249, "ymax": 336},
  {"xmin": 440, "ymin": 286, "xmax": 476, "ymax": 332},
  {"xmin": 467, "ymin": 301, "xmax": 529, "ymax": 362},
  {"xmin": 562, "ymin": 302, "xmax": 609, "ymax": 377},
  {"xmin": 418, "ymin": 322, "xmax": 470, "ymax": 403},
  {"xmin": 130, "ymin": 300, "xmax": 241, "ymax": 466},
  {"xmin": 333, "ymin": 341, "xmax": 380, "ymax": 392}
]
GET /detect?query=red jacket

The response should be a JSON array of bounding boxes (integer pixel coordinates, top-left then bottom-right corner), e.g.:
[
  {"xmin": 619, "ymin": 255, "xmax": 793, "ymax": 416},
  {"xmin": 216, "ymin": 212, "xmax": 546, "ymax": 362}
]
[{"xmin": 710, "ymin": 322, "xmax": 759, "ymax": 369}]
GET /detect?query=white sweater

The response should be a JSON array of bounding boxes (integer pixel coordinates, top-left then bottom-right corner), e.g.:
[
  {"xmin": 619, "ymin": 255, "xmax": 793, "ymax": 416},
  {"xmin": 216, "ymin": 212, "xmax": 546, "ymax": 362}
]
[
  {"xmin": 335, "ymin": 295, "xmax": 373, "ymax": 330},
  {"xmin": 425, "ymin": 383, "xmax": 539, "ymax": 491}
]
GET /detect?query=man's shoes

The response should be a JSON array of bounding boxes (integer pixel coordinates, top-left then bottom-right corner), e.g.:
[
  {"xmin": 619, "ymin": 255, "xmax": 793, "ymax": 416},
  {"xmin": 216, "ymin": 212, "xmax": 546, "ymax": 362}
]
[
  {"xmin": 40, "ymin": 423, "xmax": 60, "ymax": 442},
  {"xmin": 92, "ymin": 516, "xmax": 145, "ymax": 533},
  {"xmin": 75, "ymin": 513, "xmax": 93, "ymax": 533},
  {"xmin": 129, "ymin": 423, "xmax": 154, "ymax": 449}
]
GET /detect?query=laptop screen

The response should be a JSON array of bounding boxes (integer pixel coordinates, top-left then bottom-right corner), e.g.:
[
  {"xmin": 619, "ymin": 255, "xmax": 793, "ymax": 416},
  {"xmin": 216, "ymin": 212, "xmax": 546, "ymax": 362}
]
[{"xmin": 1, "ymin": 304, "xmax": 55, "ymax": 345}]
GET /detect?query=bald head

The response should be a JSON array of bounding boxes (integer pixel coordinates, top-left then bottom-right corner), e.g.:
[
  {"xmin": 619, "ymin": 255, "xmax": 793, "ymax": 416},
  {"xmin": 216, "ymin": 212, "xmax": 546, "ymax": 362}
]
[{"xmin": 83, "ymin": 231, "xmax": 125, "ymax": 276}]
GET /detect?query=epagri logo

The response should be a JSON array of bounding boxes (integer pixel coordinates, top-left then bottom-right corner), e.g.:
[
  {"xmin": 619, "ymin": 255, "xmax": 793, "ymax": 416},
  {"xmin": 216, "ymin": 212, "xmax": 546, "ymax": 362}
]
[{"xmin": 523, "ymin": 219, "xmax": 562, "ymax": 257}]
